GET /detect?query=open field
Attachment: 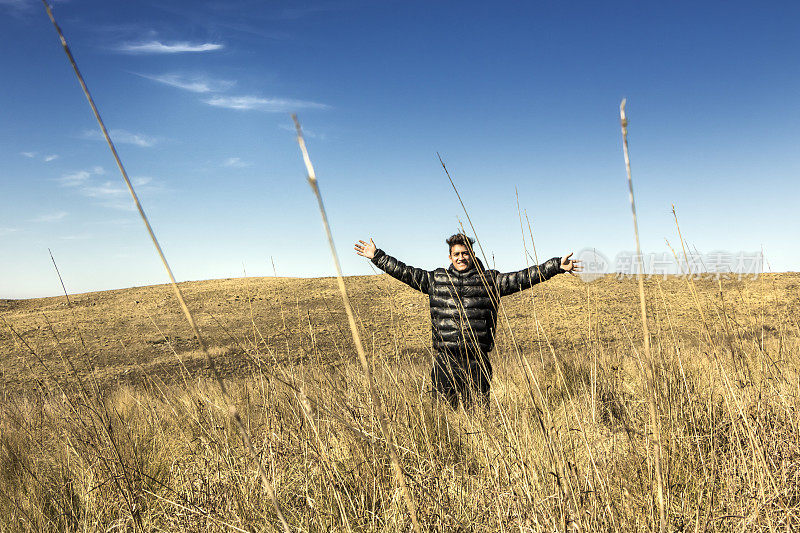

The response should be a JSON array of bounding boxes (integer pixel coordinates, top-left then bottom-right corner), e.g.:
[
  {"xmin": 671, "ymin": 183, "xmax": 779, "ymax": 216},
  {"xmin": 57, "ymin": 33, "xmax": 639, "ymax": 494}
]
[{"xmin": 1, "ymin": 272, "xmax": 799, "ymax": 531}]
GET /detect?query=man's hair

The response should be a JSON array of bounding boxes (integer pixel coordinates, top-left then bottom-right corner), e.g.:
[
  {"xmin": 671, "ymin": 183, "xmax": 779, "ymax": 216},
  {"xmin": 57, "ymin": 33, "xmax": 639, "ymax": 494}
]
[{"xmin": 446, "ymin": 233, "xmax": 476, "ymax": 253}]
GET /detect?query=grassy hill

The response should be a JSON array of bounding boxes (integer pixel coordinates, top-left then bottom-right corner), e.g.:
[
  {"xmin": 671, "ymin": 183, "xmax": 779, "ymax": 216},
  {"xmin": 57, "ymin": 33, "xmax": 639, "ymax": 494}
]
[
  {"xmin": 1, "ymin": 272, "xmax": 799, "ymax": 530},
  {"xmin": 3, "ymin": 272, "xmax": 797, "ymax": 393}
]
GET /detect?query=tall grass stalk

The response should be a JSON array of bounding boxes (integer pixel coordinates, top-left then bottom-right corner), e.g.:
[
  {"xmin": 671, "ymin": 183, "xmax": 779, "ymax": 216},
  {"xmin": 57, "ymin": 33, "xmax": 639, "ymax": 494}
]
[
  {"xmin": 619, "ymin": 98, "xmax": 666, "ymax": 531},
  {"xmin": 670, "ymin": 204, "xmax": 714, "ymax": 344},
  {"xmin": 291, "ymin": 114, "xmax": 422, "ymax": 532}
]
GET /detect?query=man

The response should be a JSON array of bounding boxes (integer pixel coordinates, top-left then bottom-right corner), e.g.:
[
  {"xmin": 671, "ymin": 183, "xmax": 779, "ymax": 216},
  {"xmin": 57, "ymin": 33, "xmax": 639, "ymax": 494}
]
[{"xmin": 354, "ymin": 233, "xmax": 581, "ymax": 409}]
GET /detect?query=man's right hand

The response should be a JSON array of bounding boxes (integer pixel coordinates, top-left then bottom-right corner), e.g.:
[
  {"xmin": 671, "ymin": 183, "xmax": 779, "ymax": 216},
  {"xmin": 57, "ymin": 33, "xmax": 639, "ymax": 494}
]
[{"xmin": 354, "ymin": 238, "xmax": 377, "ymax": 260}]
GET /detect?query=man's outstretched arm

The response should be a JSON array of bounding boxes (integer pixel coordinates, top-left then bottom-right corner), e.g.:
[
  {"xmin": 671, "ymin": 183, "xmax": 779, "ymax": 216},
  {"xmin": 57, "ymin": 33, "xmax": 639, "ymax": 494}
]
[
  {"xmin": 355, "ymin": 238, "xmax": 432, "ymax": 293},
  {"xmin": 496, "ymin": 252, "xmax": 582, "ymax": 296}
]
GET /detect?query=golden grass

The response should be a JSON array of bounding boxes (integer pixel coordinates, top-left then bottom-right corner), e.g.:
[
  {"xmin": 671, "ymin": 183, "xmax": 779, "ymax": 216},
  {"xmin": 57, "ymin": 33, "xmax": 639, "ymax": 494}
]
[{"xmin": 2, "ymin": 272, "xmax": 799, "ymax": 531}]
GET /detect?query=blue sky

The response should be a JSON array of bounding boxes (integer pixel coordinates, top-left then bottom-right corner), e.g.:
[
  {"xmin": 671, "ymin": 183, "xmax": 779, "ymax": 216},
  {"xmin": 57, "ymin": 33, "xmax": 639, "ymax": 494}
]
[{"xmin": 2, "ymin": 0, "xmax": 798, "ymax": 298}]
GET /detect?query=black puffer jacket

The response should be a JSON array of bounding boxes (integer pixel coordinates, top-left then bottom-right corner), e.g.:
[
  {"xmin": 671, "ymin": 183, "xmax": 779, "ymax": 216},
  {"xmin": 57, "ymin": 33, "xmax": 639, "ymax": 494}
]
[{"xmin": 372, "ymin": 249, "xmax": 563, "ymax": 355}]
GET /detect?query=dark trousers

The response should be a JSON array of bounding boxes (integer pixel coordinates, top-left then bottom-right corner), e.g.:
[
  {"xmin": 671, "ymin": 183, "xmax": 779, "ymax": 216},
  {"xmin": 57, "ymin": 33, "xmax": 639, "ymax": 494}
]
[{"xmin": 431, "ymin": 350, "xmax": 492, "ymax": 409}]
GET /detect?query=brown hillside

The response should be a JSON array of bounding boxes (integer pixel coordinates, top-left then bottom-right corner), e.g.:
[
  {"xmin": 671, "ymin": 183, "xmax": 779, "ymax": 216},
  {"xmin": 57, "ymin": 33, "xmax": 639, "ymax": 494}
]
[{"xmin": 2, "ymin": 272, "xmax": 797, "ymax": 395}]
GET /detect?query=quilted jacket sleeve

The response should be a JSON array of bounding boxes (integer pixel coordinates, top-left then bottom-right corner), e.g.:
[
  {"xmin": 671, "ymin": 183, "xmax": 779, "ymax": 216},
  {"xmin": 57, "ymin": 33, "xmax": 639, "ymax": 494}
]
[
  {"xmin": 371, "ymin": 249, "xmax": 432, "ymax": 294},
  {"xmin": 496, "ymin": 256, "xmax": 563, "ymax": 297}
]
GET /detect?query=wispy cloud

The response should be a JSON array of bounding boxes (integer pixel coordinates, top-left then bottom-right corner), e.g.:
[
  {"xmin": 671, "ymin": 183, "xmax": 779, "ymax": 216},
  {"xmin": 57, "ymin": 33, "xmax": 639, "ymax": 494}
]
[
  {"xmin": 136, "ymin": 73, "xmax": 235, "ymax": 93},
  {"xmin": 55, "ymin": 169, "xmax": 160, "ymax": 213},
  {"xmin": 82, "ymin": 177, "xmax": 152, "ymax": 198},
  {"xmin": 0, "ymin": 227, "xmax": 18, "ymax": 237},
  {"xmin": 82, "ymin": 129, "xmax": 159, "ymax": 147},
  {"xmin": 58, "ymin": 170, "xmax": 95, "ymax": 187},
  {"xmin": 204, "ymin": 95, "xmax": 328, "ymax": 112},
  {"xmin": 33, "ymin": 211, "xmax": 68, "ymax": 223},
  {"xmin": 80, "ymin": 176, "xmax": 160, "ymax": 211},
  {"xmin": 60, "ymin": 234, "xmax": 93, "ymax": 241},
  {"xmin": 81, "ymin": 182, "xmax": 128, "ymax": 198},
  {"xmin": 222, "ymin": 157, "xmax": 251, "ymax": 168},
  {"xmin": 57, "ymin": 166, "xmax": 105, "ymax": 188},
  {"xmin": 21, "ymin": 151, "xmax": 61, "ymax": 162},
  {"xmin": 116, "ymin": 40, "xmax": 224, "ymax": 54}
]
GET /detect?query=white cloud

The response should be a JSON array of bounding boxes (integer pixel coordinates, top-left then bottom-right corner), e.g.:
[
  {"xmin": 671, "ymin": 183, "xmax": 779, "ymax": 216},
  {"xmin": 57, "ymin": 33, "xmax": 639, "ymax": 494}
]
[
  {"xmin": 56, "ymin": 167, "xmax": 159, "ymax": 211},
  {"xmin": 223, "ymin": 157, "xmax": 251, "ymax": 168},
  {"xmin": 81, "ymin": 181, "xmax": 128, "ymax": 199},
  {"xmin": 204, "ymin": 95, "xmax": 328, "ymax": 112},
  {"xmin": 82, "ymin": 129, "xmax": 159, "ymax": 147},
  {"xmin": 117, "ymin": 40, "xmax": 224, "ymax": 54},
  {"xmin": 0, "ymin": 227, "xmax": 18, "ymax": 237},
  {"xmin": 80, "ymin": 176, "xmax": 161, "ymax": 211},
  {"xmin": 58, "ymin": 170, "xmax": 93, "ymax": 187},
  {"xmin": 20, "ymin": 151, "xmax": 61, "ymax": 162},
  {"xmin": 60, "ymin": 234, "xmax": 92, "ymax": 241},
  {"xmin": 137, "ymin": 73, "xmax": 235, "ymax": 93},
  {"xmin": 33, "ymin": 211, "xmax": 68, "ymax": 223},
  {"xmin": 112, "ymin": 130, "xmax": 158, "ymax": 147},
  {"xmin": 80, "ymin": 181, "xmax": 135, "ymax": 211},
  {"xmin": 57, "ymin": 166, "xmax": 104, "ymax": 187}
]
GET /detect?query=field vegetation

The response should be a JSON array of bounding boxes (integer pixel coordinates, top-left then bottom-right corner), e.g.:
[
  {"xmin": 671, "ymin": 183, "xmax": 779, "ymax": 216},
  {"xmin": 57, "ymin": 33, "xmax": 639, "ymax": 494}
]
[{"xmin": 1, "ymin": 269, "xmax": 799, "ymax": 531}]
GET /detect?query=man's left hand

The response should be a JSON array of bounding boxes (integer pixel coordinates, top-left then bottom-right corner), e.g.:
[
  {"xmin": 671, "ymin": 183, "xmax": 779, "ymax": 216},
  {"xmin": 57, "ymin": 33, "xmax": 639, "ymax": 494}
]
[{"xmin": 560, "ymin": 252, "xmax": 582, "ymax": 275}]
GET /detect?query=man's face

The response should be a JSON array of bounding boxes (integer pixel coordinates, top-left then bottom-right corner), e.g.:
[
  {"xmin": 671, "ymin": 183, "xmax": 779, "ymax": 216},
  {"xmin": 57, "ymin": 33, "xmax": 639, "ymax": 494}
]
[{"xmin": 449, "ymin": 244, "xmax": 473, "ymax": 272}]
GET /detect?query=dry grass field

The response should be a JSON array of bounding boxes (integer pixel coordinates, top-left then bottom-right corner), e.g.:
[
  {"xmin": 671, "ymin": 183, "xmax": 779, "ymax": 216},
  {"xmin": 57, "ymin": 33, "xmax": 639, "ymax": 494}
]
[{"xmin": 1, "ymin": 271, "xmax": 799, "ymax": 531}]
